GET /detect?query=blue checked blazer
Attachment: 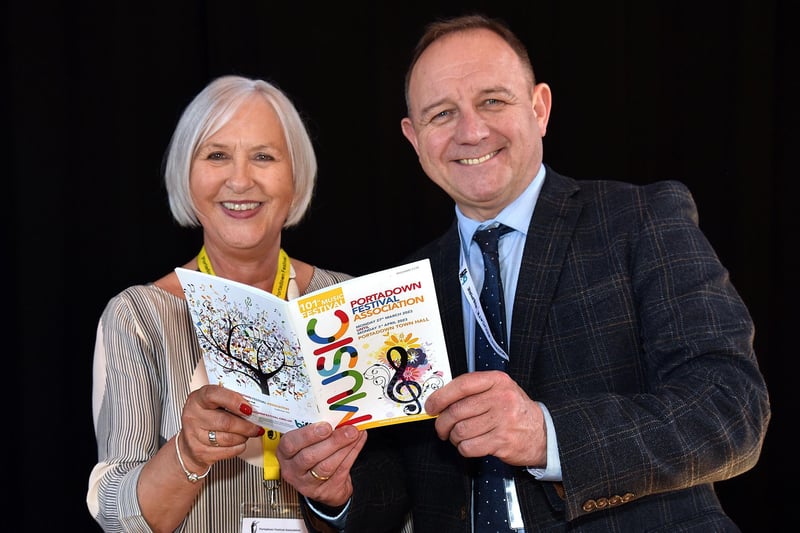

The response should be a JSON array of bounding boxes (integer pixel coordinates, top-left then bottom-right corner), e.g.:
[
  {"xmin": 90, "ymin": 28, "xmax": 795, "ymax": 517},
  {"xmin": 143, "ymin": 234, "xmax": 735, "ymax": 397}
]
[{"xmin": 304, "ymin": 167, "xmax": 770, "ymax": 533}]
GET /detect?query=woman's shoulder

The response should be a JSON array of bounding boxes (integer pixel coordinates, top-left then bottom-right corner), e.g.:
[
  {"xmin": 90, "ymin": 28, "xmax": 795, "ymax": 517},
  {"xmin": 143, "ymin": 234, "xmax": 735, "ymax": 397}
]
[
  {"xmin": 152, "ymin": 269, "xmax": 187, "ymax": 299},
  {"xmin": 289, "ymin": 256, "xmax": 351, "ymax": 294},
  {"xmin": 307, "ymin": 265, "xmax": 353, "ymax": 292},
  {"xmin": 103, "ymin": 278, "xmax": 184, "ymax": 320}
]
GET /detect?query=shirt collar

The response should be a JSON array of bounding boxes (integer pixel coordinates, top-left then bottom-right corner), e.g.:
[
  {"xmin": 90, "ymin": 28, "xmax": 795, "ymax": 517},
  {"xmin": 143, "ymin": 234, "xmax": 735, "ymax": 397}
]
[{"xmin": 456, "ymin": 164, "xmax": 546, "ymax": 251}]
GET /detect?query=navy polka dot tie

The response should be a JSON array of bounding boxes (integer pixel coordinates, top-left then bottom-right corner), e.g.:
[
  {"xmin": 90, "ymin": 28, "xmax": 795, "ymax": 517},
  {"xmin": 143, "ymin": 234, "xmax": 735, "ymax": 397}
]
[{"xmin": 472, "ymin": 223, "xmax": 514, "ymax": 532}]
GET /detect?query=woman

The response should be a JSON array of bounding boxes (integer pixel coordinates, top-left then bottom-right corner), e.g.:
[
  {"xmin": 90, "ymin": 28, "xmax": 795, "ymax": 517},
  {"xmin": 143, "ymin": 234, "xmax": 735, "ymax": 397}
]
[{"xmin": 87, "ymin": 75, "xmax": 356, "ymax": 532}]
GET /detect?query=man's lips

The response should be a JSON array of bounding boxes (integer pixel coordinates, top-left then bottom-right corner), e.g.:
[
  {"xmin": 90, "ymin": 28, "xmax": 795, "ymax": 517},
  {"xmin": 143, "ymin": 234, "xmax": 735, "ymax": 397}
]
[{"xmin": 457, "ymin": 150, "xmax": 499, "ymax": 165}]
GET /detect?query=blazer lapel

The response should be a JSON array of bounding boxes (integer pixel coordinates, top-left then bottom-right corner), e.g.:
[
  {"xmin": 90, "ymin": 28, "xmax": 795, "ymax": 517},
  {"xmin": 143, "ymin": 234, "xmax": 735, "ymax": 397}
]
[
  {"xmin": 427, "ymin": 221, "xmax": 470, "ymax": 378},
  {"xmin": 508, "ymin": 168, "xmax": 582, "ymax": 380}
]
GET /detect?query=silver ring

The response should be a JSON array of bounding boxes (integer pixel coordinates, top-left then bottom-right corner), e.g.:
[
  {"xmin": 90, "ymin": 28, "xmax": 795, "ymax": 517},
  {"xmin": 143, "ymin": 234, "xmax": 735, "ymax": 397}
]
[
  {"xmin": 309, "ymin": 469, "xmax": 330, "ymax": 481},
  {"xmin": 208, "ymin": 430, "xmax": 219, "ymax": 447}
]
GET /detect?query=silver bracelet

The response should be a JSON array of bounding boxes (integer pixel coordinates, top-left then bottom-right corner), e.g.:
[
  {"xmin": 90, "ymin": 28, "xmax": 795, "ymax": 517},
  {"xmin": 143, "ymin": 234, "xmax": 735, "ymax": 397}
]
[{"xmin": 175, "ymin": 429, "xmax": 212, "ymax": 483}]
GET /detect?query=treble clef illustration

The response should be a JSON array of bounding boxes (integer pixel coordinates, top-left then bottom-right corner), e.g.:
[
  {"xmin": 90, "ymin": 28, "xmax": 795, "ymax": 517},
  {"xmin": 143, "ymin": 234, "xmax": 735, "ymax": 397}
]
[{"xmin": 385, "ymin": 346, "xmax": 422, "ymax": 415}]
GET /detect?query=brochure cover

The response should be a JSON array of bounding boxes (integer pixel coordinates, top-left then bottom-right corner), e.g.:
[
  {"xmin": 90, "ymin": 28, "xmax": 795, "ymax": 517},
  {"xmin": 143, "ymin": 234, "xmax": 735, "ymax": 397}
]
[{"xmin": 176, "ymin": 259, "xmax": 452, "ymax": 433}]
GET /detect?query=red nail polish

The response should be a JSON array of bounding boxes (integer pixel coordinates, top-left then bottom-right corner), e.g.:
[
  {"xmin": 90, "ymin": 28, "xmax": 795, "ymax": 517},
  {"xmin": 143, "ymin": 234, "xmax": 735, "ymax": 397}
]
[
  {"xmin": 257, "ymin": 427, "xmax": 265, "ymax": 436},
  {"xmin": 240, "ymin": 403, "xmax": 252, "ymax": 416}
]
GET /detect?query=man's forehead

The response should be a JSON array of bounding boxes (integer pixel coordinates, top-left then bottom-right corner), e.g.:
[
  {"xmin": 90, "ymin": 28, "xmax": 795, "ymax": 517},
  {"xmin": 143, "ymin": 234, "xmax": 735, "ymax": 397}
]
[{"xmin": 409, "ymin": 34, "xmax": 524, "ymax": 108}]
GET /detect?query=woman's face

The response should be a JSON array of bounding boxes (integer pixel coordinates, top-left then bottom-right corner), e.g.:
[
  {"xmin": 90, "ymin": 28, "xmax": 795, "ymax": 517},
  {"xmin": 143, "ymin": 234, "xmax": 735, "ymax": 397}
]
[{"xmin": 190, "ymin": 95, "xmax": 294, "ymax": 254}]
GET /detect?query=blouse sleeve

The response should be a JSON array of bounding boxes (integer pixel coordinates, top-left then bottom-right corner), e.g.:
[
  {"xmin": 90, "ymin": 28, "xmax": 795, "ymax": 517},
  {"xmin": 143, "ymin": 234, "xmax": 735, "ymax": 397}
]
[{"xmin": 87, "ymin": 289, "xmax": 172, "ymax": 532}]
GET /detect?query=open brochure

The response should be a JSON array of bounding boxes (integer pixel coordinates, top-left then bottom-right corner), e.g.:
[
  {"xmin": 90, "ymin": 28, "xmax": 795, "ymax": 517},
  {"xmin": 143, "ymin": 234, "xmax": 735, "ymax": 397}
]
[{"xmin": 176, "ymin": 259, "xmax": 452, "ymax": 433}]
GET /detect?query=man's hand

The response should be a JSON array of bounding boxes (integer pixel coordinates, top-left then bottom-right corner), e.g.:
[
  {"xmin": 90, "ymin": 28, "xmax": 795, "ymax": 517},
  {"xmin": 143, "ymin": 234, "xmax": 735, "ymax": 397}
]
[{"xmin": 425, "ymin": 370, "xmax": 547, "ymax": 468}]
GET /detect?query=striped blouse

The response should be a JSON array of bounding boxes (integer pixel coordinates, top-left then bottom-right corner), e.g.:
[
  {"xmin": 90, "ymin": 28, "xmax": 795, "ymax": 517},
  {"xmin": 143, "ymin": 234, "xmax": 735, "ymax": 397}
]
[{"xmin": 87, "ymin": 267, "xmax": 356, "ymax": 532}]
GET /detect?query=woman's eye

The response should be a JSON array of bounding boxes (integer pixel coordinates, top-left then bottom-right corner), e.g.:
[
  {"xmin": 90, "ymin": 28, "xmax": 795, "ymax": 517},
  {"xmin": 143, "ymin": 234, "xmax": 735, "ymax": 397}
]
[{"xmin": 207, "ymin": 152, "xmax": 226, "ymax": 160}]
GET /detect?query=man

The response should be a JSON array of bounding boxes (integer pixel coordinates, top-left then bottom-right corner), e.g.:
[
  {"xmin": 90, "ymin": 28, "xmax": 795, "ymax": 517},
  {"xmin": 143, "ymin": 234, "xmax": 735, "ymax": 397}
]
[{"xmin": 277, "ymin": 13, "xmax": 770, "ymax": 532}]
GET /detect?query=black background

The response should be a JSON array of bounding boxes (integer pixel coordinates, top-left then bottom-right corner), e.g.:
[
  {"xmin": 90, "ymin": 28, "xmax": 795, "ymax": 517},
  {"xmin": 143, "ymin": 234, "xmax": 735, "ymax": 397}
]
[{"xmin": 9, "ymin": 1, "xmax": 796, "ymax": 530}]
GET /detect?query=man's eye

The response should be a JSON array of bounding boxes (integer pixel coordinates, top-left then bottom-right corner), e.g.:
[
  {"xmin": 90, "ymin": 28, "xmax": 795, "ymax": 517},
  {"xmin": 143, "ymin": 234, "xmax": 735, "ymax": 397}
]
[
  {"xmin": 428, "ymin": 110, "xmax": 450, "ymax": 123},
  {"xmin": 485, "ymin": 98, "xmax": 509, "ymax": 109}
]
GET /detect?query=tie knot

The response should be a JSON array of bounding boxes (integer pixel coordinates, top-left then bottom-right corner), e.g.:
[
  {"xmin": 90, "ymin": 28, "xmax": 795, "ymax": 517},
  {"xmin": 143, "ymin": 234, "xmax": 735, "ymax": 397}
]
[{"xmin": 473, "ymin": 223, "xmax": 512, "ymax": 255}]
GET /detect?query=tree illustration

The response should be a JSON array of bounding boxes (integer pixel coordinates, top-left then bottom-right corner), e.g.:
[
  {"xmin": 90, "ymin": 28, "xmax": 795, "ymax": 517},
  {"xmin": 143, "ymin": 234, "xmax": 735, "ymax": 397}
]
[{"xmin": 191, "ymin": 292, "xmax": 307, "ymax": 397}]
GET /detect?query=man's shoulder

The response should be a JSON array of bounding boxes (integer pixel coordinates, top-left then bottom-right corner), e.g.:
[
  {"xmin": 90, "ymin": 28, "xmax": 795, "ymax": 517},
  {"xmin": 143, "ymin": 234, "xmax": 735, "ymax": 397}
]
[
  {"xmin": 576, "ymin": 178, "xmax": 694, "ymax": 216},
  {"xmin": 544, "ymin": 168, "xmax": 691, "ymax": 210},
  {"xmin": 541, "ymin": 168, "xmax": 699, "ymax": 233}
]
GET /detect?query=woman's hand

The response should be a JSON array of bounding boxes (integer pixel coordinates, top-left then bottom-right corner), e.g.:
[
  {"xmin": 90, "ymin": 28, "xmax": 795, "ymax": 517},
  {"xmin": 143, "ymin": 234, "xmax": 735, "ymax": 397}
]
[
  {"xmin": 277, "ymin": 422, "xmax": 367, "ymax": 508},
  {"xmin": 177, "ymin": 384, "xmax": 266, "ymax": 473}
]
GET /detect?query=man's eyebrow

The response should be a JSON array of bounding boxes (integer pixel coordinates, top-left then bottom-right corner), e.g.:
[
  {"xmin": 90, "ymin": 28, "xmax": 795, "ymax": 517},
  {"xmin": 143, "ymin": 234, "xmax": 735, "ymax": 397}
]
[
  {"xmin": 480, "ymin": 86, "xmax": 514, "ymax": 99},
  {"xmin": 419, "ymin": 97, "xmax": 449, "ymax": 120}
]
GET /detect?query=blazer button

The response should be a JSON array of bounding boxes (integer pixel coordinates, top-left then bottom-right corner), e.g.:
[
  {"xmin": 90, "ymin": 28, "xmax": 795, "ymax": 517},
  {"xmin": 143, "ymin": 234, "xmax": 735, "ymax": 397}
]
[{"xmin": 460, "ymin": 506, "xmax": 467, "ymax": 520}]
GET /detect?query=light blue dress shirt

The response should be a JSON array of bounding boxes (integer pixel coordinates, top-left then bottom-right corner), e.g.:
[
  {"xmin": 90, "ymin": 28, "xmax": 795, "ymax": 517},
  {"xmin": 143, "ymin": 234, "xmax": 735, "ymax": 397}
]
[{"xmin": 456, "ymin": 164, "xmax": 562, "ymax": 485}]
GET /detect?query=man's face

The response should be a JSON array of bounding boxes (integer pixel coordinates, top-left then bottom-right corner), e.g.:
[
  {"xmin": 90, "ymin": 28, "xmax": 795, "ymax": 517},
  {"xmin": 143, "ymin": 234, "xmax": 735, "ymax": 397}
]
[{"xmin": 401, "ymin": 28, "xmax": 551, "ymax": 221}]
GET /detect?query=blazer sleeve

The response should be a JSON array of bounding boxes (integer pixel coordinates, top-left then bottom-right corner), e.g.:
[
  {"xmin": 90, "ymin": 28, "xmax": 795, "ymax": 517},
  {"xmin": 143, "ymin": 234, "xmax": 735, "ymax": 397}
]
[{"xmin": 536, "ymin": 179, "xmax": 770, "ymax": 520}]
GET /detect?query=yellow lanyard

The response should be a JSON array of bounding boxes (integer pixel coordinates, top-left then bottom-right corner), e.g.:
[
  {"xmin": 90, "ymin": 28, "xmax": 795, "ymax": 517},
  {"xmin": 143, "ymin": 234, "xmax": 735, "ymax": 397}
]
[{"xmin": 196, "ymin": 245, "xmax": 290, "ymax": 481}]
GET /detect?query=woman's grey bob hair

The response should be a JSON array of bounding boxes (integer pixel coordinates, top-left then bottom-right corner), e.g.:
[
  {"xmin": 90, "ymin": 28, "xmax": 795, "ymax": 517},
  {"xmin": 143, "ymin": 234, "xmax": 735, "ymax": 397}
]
[{"xmin": 163, "ymin": 75, "xmax": 317, "ymax": 228}]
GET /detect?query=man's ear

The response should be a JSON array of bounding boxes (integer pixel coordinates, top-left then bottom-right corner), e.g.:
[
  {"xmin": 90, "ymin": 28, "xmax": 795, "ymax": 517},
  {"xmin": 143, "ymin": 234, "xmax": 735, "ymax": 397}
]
[
  {"xmin": 532, "ymin": 82, "xmax": 552, "ymax": 136},
  {"xmin": 401, "ymin": 117, "xmax": 420, "ymax": 155}
]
